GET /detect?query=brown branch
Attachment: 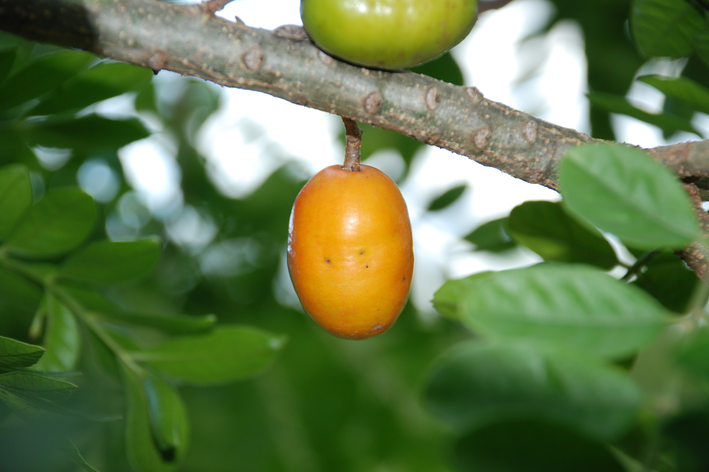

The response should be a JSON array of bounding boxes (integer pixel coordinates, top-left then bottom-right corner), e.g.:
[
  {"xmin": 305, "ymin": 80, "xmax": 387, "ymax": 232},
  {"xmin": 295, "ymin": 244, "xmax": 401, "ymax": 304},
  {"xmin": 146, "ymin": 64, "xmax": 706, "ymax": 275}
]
[
  {"xmin": 199, "ymin": 0, "xmax": 234, "ymax": 15},
  {"xmin": 1, "ymin": 0, "xmax": 707, "ymax": 190},
  {"xmin": 342, "ymin": 117, "xmax": 362, "ymax": 172},
  {"xmin": 3, "ymin": 0, "xmax": 709, "ymax": 278},
  {"xmin": 0, "ymin": 0, "xmax": 605, "ymax": 192},
  {"xmin": 678, "ymin": 184, "xmax": 709, "ymax": 284}
]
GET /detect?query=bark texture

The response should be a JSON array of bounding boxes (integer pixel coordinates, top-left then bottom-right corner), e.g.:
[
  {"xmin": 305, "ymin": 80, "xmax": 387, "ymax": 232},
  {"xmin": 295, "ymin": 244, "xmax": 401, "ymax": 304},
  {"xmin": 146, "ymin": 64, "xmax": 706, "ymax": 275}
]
[
  {"xmin": 5, "ymin": 0, "xmax": 708, "ymax": 192},
  {"xmin": 3, "ymin": 0, "xmax": 709, "ymax": 279}
]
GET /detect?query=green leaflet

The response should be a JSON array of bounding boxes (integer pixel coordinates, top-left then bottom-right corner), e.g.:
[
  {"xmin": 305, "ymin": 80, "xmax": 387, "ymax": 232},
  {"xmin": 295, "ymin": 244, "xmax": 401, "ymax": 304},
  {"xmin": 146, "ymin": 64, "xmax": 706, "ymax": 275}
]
[
  {"xmin": 424, "ymin": 342, "xmax": 641, "ymax": 441},
  {"xmin": 0, "ymin": 335, "xmax": 44, "ymax": 369},
  {"xmin": 433, "ymin": 264, "xmax": 668, "ymax": 359},
  {"xmin": 507, "ymin": 200, "xmax": 617, "ymax": 269},
  {"xmin": 559, "ymin": 143, "xmax": 701, "ymax": 250},
  {"xmin": 59, "ymin": 238, "xmax": 162, "ymax": 285},
  {"xmin": 4, "ymin": 187, "xmax": 96, "ymax": 258},
  {"xmin": 132, "ymin": 326, "xmax": 286, "ymax": 386}
]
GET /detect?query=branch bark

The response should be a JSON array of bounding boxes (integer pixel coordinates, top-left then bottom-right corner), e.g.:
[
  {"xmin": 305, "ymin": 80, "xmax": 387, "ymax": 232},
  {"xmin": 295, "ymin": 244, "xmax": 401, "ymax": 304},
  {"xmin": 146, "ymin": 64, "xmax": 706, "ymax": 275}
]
[
  {"xmin": 2, "ymin": 0, "xmax": 709, "ymax": 278},
  {"xmin": 3, "ymin": 0, "xmax": 708, "ymax": 192}
]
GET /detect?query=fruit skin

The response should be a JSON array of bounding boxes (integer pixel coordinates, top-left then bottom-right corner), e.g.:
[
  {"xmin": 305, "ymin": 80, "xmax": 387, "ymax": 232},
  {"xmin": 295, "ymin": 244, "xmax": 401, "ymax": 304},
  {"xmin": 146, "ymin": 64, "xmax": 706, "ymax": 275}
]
[
  {"xmin": 300, "ymin": 0, "xmax": 478, "ymax": 70},
  {"xmin": 287, "ymin": 165, "xmax": 414, "ymax": 340}
]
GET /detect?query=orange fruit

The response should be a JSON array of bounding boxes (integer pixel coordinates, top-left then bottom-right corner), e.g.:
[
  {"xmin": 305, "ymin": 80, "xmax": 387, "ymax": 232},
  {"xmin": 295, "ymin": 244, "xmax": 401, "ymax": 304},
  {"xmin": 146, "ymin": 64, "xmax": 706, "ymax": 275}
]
[{"xmin": 287, "ymin": 164, "xmax": 414, "ymax": 339}]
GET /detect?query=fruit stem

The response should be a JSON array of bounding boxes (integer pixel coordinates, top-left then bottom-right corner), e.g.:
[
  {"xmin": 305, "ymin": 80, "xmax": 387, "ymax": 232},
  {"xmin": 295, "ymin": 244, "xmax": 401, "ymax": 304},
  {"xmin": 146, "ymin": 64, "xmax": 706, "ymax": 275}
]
[{"xmin": 342, "ymin": 116, "xmax": 362, "ymax": 172}]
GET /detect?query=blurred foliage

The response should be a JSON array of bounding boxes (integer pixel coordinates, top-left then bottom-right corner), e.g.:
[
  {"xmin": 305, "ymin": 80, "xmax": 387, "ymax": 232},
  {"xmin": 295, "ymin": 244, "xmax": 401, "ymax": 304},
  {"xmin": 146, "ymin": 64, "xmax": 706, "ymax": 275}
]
[
  {"xmin": 0, "ymin": 29, "xmax": 465, "ymax": 472},
  {"xmin": 537, "ymin": 0, "xmax": 709, "ymax": 140},
  {"xmin": 1, "ymin": 1, "xmax": 709, "ymax": 472}
]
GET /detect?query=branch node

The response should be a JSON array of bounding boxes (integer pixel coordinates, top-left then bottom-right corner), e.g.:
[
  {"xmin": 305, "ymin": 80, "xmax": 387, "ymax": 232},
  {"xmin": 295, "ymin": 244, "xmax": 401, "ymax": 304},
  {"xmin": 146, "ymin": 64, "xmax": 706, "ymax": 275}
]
[
  {"xmin": 472, "ymin": 127, "xmax": 492, "ymax": 150},
  {"xmin": 522, "ymin": 120, "xmax": 537, "ymax": 144},
  {"xmin": 317, "ymin": 50, "xmax": 334, "ymax": 66},
  {"xmin": 242, "ymin": 45, "xmax": 264, "ymax": 71},
  {"xmin": 342, "ymin": 117, "xmax": 363, "ymax": 172},
  {"xmin": 363, "ymin": 92, "xmax": 382, "ymax": 115},
  {"xmin": 272, "ymin": 25, "xmax": 310, "ymax": 42},
  {"xmin": 199, "ymin": 0, "xmax": 234, "ymax": 15},
  {"xmin": 425, "ymin": 86, "xmax": 440, "ymax": 111},
  {"xmin": 465, "ymin": 86, "xmax": 484, "ymax": 103}
]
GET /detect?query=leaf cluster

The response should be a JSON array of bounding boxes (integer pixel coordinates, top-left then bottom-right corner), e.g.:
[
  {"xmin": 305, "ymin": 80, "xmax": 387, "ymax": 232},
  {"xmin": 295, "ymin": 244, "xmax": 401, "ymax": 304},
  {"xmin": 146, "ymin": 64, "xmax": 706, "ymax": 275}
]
[
  {"xmin": 586, "ymin": 0, "xmax": 709, "ymax": 139},
  {"xmin": 0, "ymin": 33, "xmax": 286, "ymax": 472},
  {"xmin": 426, "ymin": 142, "xmax": 709, "ymax": 471}
]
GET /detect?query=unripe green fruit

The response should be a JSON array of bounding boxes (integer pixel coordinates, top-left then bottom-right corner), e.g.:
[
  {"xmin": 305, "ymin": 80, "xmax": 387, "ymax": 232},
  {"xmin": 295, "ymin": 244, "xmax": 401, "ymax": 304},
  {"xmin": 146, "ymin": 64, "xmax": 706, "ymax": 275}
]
[{"xmin": 300, "ymin": 0, "xmax": 478, "ymax": 70}]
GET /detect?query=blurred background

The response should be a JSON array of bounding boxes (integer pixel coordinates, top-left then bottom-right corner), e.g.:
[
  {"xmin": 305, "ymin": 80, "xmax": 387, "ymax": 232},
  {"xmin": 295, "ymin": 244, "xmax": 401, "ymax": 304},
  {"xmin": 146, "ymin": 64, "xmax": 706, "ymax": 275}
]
[{"xmin": 1, "ymin": 0, "xmax": 708, "ymax": 471}]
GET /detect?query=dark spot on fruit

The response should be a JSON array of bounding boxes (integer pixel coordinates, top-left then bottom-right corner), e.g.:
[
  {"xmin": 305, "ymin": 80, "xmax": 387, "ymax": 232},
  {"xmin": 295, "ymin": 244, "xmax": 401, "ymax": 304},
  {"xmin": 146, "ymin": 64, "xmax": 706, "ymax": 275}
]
[
  {"xmin": 402, "ymin": 277, "xmax": 406, "ymax": 281},
  {"xmin": 370, "ymin": 324, "xmax": 385, "ymax": 332},
  {"xmin": 326, "ymin": 259, "xmax": 331, "ymax": 264},
  {"xmin": 366, "ymin": 265, "xmax": 369, "ymax": 268}
]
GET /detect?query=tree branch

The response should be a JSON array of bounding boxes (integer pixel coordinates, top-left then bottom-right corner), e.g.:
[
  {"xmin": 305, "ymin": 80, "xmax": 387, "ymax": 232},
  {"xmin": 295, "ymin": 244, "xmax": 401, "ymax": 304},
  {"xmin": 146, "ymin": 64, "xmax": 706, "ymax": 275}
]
[
  {"xmin": 2, "ymin": 0, "xmax": 709, "ymax": 279},
  {"xmin": 4, "ymin": 0, "xmax": 707, "ymax": 193},
  {"xmin": 678, "ymin": 184, "xmax": 709, "ymax": 284}
]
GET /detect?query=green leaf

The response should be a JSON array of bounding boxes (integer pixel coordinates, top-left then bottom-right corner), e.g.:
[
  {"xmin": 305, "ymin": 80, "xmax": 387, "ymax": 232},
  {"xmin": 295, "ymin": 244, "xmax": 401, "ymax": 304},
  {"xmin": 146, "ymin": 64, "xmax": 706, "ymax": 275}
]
[
  {"xmin": 433, "ymin": 264, "xmax": 669, "ymax": 359},
  {"xmin": 463, "ymin": 217, "xmax": 517, "ymax": 253},
  {"xmin": 697, "ymin": 27, "xmax": 709, "ymax": 68},
  {"xmin": 0, "ymin": 266, "xmax": 43, "ymax": 311},
  {"xmin": 143, "ymin": 372, "xmax": 189, "ymax": 461},
  {"xmin": 676, "ymin": 328, "xmax": 709, "ymax": 384},
  {"xmin": 631, "ymin": 0, "xmax": 705, "ymax": 58},
  {"xmin": 134, "ymin": 81, "xmax": 157, "ymax": 112},
  {"xmin": 409, "ymin": 51, "xmax": 465, "ymax": 85},
  {"xmin": 24, "ymin": 115, "xmax": 150, "ymax": 151},
  {"xmin": 632, "ymin": 251, "xmax": 699, "ymax": 313},
  {"xmin": 0, "ymin": 335, "xmax": 44, "ymax": 369},
  {"xmin": 59, "ymin": 284, "xmax": 217, "ymax": 335},
  {"xmin": 0, "ymin": 389, "xmax": 42, "ymax": 418},
  {"xmin": 663, "ymin": 411, "xmax": 709, "ymax": 471},
  {"xmin": 0, "ymin": 371, "xmax": 76, "ymax": 401},
  {"xmin": 452, "ymin": 419, "xmax": 626, "ymax": 472},
  {"xmin": 0, "ymin": 164, "xmax": 32, "ymax": 241},
  {"xmin": 587, "ymin": 92, "xmax": 700, "ymax": 135},
  {"xmin": 103, "ymin": 312, "xmax": 218, "ymax": 335},
  {"xmin": 0, "ymin": 50, "xmax": 93, "ymax": 112},
  {"xmin": 350, "ymin": 123, "xmax": 423, "ymax": 176},
  {"xmin": 120, "ymin": 364, "xmax": 183, "ymax": 472},
  {"xmin": 423, "ymin": 342, "xmax": 641, "ymax": 441},
  {"xmin": 34, "ymin": 295, "xmax": 80, "ymax": 373},
  {"xmin": 0, "ymin": 47, "xmax": 16, "ymax": 85},
  {"xmin": 28, "ymin": 296, "xmax": 48, "ymax": 340},
  {"xmin": 63, "ymin": 439, "xmax": 101, "ymax": 472},
  {"xmin": 427, "ymin": 184, "xmax": 467, "ymax": 212},
  {"xmin": 28, "ymin": 62, "xmax": 153, "ymax": 116},
  {"xmin": 132, "ymin": 326, "xmax": 286, "ymax": 385},
  {"xmin": 507, "ymin": 201, "xmax": 618, "ymax": 269},
  {"xmin": 59, "ymin": 238, "xmax": 161, "ymax": 284},
  {"xmin": 559, "ymin": 143, "xmax": 701, "ymax": 250},
  {"xmin": 4, "ymin": 187, "xmax": 96, "ymax": 258},
  {"xmin": 0, "ymin": 394, "xmax": 10, "ymax": 422},
  {"xmin": 638, "ymin": 74, "xmax": 709, "ymax": 115}
]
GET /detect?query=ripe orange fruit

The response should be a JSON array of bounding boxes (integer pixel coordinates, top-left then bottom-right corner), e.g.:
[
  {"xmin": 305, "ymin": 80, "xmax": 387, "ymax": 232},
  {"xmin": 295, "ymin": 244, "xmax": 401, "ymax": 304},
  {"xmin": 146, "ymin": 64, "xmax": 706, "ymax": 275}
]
[{"xmin": 287, "ymin": 164, "xmax": 414, "ymax": 339}]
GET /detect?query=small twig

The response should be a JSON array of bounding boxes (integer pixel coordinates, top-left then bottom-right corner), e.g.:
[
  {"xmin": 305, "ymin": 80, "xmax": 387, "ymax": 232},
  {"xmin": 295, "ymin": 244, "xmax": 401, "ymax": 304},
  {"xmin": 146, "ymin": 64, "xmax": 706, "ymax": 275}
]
[
  {"xmin": 677, "ymin": 183, "xmax": 709, "ymax": 285},
  {"xmin": 342, "ymin": 117, "xmax": 363, "ymax": 172},
  {"xmin": 621, "ymin": 249, "xmax": 661, "ymax": 282},
  {"xmin": 199, "ymin": 0, "xmax": 234, "ymax": 15}
]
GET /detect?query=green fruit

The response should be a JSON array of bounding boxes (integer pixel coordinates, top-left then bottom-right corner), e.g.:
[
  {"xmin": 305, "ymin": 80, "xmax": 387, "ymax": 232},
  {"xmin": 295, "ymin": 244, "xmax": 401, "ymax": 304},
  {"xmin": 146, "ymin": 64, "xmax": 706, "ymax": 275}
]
[{"xmin": 300, "ymin": 0, "xmax": 478, "ymax": 70}]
